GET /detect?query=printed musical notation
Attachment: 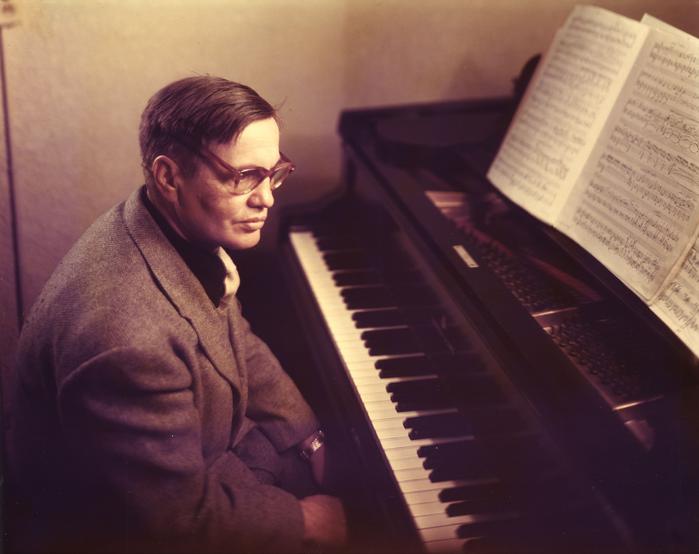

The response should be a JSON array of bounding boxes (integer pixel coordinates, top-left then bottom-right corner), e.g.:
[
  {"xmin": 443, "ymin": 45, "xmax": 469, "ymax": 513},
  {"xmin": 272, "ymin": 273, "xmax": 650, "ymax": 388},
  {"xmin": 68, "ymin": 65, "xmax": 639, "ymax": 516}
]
[
  {"xmin": 636, "ymin": 70, "xmax": 699, "ymax": 113},
  {"xmin": 567, "ymin": 12, "xmax": 638, "ymax": 49},
  {"xmin": 489, "ymin": 4, "xmax": 699, "ymax": 354},
  {"xmin": 573, "ymin": 205, "xmax": 661, "ymax": 284},
  {"xmin": 648, "ymin": 41, "xmax": 699, "ymax": 80},
  {"xmin": 563, "ymin": 27, "xmax": 699, "ymax": 300},
  {"xmin": 608, "ymin": 124, "xmax": 698, "ymax": 184},
  {"xmin": 585, "ymin": 177, "xmax": 679, "ymax": 253},
  {"xmin": 487, "ymin": 6, "xmax": 643, "ymax": 224},
  {"xmin": 654, "ymin": 245, "xmax": 699, "ymax": 347},
  {"xmin": 599, "ymin": 154, "xmax": 695, "ymax": 223}
]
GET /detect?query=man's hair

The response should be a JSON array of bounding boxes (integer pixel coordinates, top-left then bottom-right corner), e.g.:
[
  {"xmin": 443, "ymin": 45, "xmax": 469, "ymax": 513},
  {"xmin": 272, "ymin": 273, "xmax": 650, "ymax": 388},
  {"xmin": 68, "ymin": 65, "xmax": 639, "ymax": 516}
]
[{"xmin": 139, "ymin": 76, "xmax": 276, "ymax": 184}]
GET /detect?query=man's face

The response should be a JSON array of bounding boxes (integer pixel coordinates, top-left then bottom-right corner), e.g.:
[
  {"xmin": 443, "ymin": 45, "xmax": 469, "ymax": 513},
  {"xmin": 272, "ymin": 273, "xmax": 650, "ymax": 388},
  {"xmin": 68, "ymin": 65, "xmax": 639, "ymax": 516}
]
[{"xmin": 173, "ymin": 117, "xmax": 281, "ymax": 251}]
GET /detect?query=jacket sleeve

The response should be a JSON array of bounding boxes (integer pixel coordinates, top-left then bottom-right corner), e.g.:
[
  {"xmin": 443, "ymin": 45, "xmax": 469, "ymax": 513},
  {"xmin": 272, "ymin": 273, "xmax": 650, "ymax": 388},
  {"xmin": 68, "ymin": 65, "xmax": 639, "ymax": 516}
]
[
  {"xmin": 58, "ymin": 345, "xmax": 305, "ymax": 553},
  {"xmin": 232, "ymin": 304, "xmax": 319, "ymax": 452}
]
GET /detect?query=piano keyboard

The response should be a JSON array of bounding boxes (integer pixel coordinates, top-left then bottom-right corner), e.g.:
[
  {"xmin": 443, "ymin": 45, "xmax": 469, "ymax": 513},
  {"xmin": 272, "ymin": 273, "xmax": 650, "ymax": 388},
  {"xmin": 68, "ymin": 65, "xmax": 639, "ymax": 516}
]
[{"xmin": 288, "ymin": 228, "xmax": 530, "ymax": 553}]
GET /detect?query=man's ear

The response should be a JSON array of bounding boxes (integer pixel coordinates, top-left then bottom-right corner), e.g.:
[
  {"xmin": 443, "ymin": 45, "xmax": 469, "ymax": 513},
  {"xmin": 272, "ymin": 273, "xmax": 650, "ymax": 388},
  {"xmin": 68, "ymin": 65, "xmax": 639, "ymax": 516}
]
[{"xmin": 151, "ymin": 155, "xmax": 181, "ymax": 201}]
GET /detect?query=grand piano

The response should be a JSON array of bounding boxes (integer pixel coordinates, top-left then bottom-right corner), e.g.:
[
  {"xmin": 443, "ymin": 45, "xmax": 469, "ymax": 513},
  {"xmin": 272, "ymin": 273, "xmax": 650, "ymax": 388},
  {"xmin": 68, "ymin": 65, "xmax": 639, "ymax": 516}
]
[{"xmin": 274, "ymin": 60, "xmax": 699, "ymax": 553}]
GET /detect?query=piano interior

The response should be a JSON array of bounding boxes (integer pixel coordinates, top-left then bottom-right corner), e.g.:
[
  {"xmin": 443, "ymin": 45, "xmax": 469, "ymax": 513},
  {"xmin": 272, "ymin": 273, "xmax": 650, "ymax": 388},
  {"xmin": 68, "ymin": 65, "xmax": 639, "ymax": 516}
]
[{"xmin": 267, "ymin": 63, "xmax": 699, "ymax": 553}]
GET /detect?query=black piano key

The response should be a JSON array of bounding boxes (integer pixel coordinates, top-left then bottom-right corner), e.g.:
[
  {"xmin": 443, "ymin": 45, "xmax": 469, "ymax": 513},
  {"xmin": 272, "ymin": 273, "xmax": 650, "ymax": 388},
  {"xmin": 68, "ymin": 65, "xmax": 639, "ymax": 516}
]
[
  {"xmin": 387, "ymin": 378, "xmax": 446, "ymax": 405},
  {"xmin": 378, "ymin": 361, "xmax": 435, "ymax": 378},
  {"xmin": 361, "ymin": 328, "xmax": 412, "ymax": 345},
  {"xmin": 431, "ymin": 465, "xmax": 495, "ymax": 483},
  {"xmin": 422, "ymin": 450, "xmax": 490, "ymax": 473},
  {"xmin": 352, "ymin": 308, "xmax": 405, "ymax": 328},
  {"xmin": 333, "ymin": 270, "xmax": 381, "ymax": 287},
  {"xmin": 447, "ymin": 497, "xmax": 509, "ymax": 516},
  {"xmin": 440, "ymin": 482, "xmax": 505, "ymax": 504},
  {"xmin": 363, "ymin": 323, "xmax": 447, "ymax": 356},
  {"xmin": 371, "ymin": 345, "xmax": 423, "ymax": 357},
  {"xmin": 323, "ymin": 251, "xmax": 371, "ymax": 270},
  {"xmin": 461, "ymin": 537, "xmax": 490, "ymax": 553},
  {"xmin": 315, "ymin": 235, "xmax": 361, "ymax": 251},
  {"xmin": 362, "ymin": 329, "xmax": 422, "ymax": 356},
  {"xmin": 409, "ymin": 426, "xmax": 467, "ymax": 440},
  {"xmin": 460, "ymin": 518, "xmax": 547, "ymax": 553},
  {"xmin": 428, "ymin": 459, "xmax": 493, "ymax": 481},
  {"xmin": 417, "ymin": 439, "xmax": 479, "ymax": 459},
  {"xmin": 458, "ymin": 519, "xmax": 524, "ymax": 540},
  {"xmin": 396, "ymin": 397, "xmax": 453, "ymax": 412},
  {"xmin": 375, "ymin": 356, "xmax": 429, "ymax": 371},
  {"xmin": 342, "ymin": 286, "xmax": 395, "ymax": 310},
  {"xmin": 404, "ymin": 412, "xmax": 474, "ymax": 439}
]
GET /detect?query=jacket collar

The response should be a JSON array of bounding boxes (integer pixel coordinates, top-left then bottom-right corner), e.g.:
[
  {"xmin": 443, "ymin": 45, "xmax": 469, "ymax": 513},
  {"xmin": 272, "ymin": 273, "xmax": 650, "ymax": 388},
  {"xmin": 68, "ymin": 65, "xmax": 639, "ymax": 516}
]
[
  {"xmin": 141, "ymin": 188, "xmax": 227, "ymax": 307},
  {"xmin": 121, "ymin": 187, "xmax": 241, "ymax": 394}
]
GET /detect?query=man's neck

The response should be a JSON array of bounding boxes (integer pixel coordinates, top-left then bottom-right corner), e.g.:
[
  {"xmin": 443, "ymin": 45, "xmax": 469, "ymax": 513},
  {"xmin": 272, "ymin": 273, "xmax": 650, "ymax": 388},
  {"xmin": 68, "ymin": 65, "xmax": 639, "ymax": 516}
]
[
  {"xmin": 145, "ymin": 186, "xmax": 216, "ymax": 253},
  {"xmin": 141, "ymin": 185, "xmax": 227, "ymax": 306}
]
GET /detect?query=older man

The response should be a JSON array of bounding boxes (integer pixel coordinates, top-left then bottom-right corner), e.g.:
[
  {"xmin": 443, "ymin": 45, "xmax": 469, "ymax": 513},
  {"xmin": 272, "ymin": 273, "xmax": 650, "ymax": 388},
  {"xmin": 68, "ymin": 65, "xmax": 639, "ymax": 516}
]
[{"xmin": 8, "ymin": 76, "xmax": 346, "ymax": 553}]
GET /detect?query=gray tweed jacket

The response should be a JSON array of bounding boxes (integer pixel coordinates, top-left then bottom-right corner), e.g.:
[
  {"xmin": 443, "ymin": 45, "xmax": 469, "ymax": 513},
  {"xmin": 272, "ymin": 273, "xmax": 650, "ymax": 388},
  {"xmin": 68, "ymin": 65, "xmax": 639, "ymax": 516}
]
[{"xmin": 9, "ymin": 187, "xmax": 318, "ymax": 553}]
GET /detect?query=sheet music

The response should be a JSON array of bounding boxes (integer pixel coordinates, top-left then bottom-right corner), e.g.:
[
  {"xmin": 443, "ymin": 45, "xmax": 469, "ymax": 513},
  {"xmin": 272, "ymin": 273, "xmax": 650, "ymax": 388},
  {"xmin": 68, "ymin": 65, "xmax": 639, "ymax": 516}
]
[
  {"xmin": 487, "ymin": 6, "xmax": 647, "ymax": 224},
  {"xmin": 560, "ymin": 27, "xmax": 699, "ymax": 300},
  {"xmin": 652, "ymin": 240, "xmax": 699, "ymax": 357}
]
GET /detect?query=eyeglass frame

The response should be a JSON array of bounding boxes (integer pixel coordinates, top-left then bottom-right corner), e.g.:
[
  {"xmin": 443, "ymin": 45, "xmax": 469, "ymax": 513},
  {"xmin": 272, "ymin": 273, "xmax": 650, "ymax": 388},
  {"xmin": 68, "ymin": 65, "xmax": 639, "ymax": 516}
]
[{"xmin": 166, "ymin": 135, "xmax": 296, "ymax": 196}]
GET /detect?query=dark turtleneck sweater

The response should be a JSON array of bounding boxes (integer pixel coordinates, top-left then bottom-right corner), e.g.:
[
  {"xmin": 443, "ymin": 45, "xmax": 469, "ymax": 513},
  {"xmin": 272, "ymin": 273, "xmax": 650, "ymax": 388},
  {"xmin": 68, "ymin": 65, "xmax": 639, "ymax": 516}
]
[{"xmin": 141, "ymin": 186, "xmax": 228, "ymax": 307}]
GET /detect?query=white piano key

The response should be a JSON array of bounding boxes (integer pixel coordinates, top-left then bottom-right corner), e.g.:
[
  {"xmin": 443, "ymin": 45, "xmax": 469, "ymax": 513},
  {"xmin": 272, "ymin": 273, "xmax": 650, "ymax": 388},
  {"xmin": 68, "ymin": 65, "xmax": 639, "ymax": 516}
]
[
  {"xmin": 409, "ymin": 501, "xmax": 450, "ymax": 517},
  {"xmin": 368, "ymin": 407, "xmax": 459, "ymax": 421},
  {"xmin": 375, "ymin": 426, "xmax": 413, "ymax": 440},
  {"xmin": 371, "ymin": 417, "xmax": 409, "ymax": 432},
  {"xmin": 399, "ymin": 478, "xmax": 466, "ymax": 494},
  {"xmin": 382, "ymin": 435, "xmax": 471, "ymax": 452},
  {"xmin": 386, "ymin": 455, "xmax": 425, "ymax": 471},
  {"xmin": 353, "ymin": 389, "xmax": 391, "ymax": 403},
  {"xmin": 379, "ymin": 435, "xmax": 440, "ymax": 450},
  {"xmin": 419, "ymin": 523, "xmax": 465, "ymax": 543},
  {"xmin": 393, "ymin": 467, "xmax": 433, "ymax": 482},
  {"xmin": 361, "ymin": 407, "xmax": 400, "ymax": 421},
  {"xmin": 381, "ymin": 445, "xmax": 421, "ymax": 462},
  {"xmin": 352, "ymin": 379, "xmax": 388, "ymax": 392},
  {"xmin": 424, "ymin": 537, "xmax": 465, "ymax": 553},
  {"xmin": 403, "ymin": 488, "xmax": 443, "ymax": 505},
  {"xmin": 361, "ymin": 398, "xmax": 401, "ymax": 414},
  {"xmin": 415, "ymin": 513, "xmax": 479, "ymax": 530}
]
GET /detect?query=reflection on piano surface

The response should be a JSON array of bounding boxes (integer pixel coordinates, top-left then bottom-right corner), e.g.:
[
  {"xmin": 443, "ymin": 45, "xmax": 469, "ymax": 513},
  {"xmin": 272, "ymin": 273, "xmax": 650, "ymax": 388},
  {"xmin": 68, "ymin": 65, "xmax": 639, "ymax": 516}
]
[{"xmin": 277, "ymin": 65, "xmax": 699, "ymax": 553}]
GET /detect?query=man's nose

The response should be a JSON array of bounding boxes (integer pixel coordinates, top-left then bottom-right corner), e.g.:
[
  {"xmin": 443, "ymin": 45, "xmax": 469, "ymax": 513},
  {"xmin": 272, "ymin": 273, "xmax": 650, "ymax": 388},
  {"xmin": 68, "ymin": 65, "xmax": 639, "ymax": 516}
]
[{"xmin": 249, "ymin": 178, "xmax": 275, "ymax": 208}]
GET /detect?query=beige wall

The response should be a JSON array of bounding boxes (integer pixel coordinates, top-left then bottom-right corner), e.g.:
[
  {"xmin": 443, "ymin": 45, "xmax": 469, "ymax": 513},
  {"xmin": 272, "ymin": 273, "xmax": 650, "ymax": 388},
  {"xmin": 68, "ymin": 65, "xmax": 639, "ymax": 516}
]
[
  {"xmin": 6, "ymin": 0, "xmax": 347, "ymax": 312},
  {"xmin": 1, "ymin": 0, "xmax": 698, "ymax": 365},
  {"xmin": 344, "ymin": 0, "xmax": 699, "ymax": 107}
]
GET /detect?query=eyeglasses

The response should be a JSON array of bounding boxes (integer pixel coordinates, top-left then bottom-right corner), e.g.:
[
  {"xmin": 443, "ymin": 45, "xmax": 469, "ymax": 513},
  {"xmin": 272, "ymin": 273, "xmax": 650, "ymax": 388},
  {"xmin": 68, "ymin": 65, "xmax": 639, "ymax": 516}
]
[{"xmin": 171, "ymin": 136, "xmax": 296, "ymax": 196}]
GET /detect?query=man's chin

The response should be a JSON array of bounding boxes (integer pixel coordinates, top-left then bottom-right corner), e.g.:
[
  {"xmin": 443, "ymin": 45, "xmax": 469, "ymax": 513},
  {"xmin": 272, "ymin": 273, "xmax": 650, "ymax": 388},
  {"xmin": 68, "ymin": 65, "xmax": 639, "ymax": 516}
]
[{"xmin": 225, "ymin": 232, "xmax": 261, "ymax": 251}]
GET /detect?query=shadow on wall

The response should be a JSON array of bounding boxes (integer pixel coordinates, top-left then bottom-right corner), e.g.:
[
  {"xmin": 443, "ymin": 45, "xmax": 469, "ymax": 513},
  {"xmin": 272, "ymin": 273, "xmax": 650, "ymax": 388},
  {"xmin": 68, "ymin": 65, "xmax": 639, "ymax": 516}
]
[{"xmin": 255, "ymin": 130, "xmax": 344, "ymax": 252}]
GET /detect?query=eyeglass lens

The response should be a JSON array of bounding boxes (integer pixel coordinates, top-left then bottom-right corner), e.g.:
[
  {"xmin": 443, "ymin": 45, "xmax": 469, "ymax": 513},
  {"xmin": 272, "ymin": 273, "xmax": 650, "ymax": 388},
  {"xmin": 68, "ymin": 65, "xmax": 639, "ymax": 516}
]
[{"xmin": 236, "ymin": 163, "xmax": 293, "ymax": 193}]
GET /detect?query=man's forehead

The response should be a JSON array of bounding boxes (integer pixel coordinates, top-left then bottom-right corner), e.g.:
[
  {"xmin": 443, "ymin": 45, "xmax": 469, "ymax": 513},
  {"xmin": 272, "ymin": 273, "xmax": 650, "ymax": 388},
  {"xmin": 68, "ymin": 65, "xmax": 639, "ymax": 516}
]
[{"xmin": 209, "ymin": 118, "xmax": 280, "ymax": 166}]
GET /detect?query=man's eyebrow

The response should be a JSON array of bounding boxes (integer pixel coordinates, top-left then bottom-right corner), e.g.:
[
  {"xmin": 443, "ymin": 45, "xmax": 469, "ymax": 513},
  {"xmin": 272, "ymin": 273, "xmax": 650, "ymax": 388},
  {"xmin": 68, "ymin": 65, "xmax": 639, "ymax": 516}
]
[{"xmin": 235, "ymin": 156, "xmax": 283, "ymax": 171}]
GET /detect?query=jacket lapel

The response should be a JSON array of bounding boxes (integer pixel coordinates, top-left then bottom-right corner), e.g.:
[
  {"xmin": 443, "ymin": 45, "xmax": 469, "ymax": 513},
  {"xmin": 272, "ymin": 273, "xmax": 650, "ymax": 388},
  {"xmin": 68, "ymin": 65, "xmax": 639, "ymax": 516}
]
[{"xmin": 121, "ymin": 188, "xmax": 242, "ymax": 394}]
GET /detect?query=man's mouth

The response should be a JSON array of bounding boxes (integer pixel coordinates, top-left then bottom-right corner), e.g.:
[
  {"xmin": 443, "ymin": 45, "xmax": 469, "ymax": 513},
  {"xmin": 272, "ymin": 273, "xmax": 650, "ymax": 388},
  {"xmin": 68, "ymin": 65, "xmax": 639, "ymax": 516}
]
[{"xmin": 239, "ymin": 219, "xmax": 266, "ymax": 231}]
